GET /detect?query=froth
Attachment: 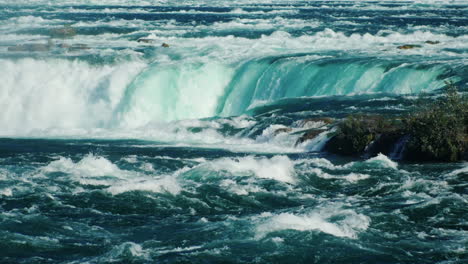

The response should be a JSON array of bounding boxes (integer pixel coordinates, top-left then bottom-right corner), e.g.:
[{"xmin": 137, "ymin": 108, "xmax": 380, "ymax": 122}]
[
  {"xmin": 0, "ymin": 58, "xmax": 145, "ymax": 135},
  {"xmin": 42, "ymin": 154, "xmax": 181, "ymax": 195},
  {"xmin": 43, "ymin": 154, "xmax": 124, "ymax": 178},
  {"xmin": 255, "ymin": 205, "xmax": 370, "ymax": 239},
  {"xmin": 208, "ymin": 156, "xmax": 296, "ymax": 184}
]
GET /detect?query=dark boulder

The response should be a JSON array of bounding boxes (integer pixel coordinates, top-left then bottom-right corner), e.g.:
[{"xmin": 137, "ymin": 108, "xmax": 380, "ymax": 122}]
[
  {"xmin": 397, "ymin": 44, "xmax": 422, "ymax": 50},
  {"xmin": 161, "ymin": 43, "xmax": 170, "ymax": 48},
  {"xmin": 137, "ymin": 38, "xmax": 155, "ymax": 43},
  {"xmin": 325, "ymin": 133, "xmax": 373, "ymax": 156},
  {"xmin": 425, "ymin": 40, "xmax": 440, "ymax": 45},
  {"xmin": 366, "ymin": 132, "xmax": 405, "ymax": 157}
]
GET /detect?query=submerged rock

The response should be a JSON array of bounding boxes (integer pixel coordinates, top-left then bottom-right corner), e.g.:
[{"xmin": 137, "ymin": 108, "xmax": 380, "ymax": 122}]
[
  {"xmin": 137, "ymin": 38, "xmax": 155, "ymax": 43},
  {"xmin": 425, "ymin": 40, "xmax": 440, "ymax": 45},
  {"xmin": 50, "ymin": 26, "xmax": 76, "ymax": 38},
  {"xmin": 297, "ymin": 117, "xmax": 334, "ymax": 128},
  {"xmin": 397, "ymin": 44, "xmax": 422, "ymax": 50},
  {"xmin": 273, "ymin": 127, "xmax": 293, "ymax": 136},
  {"xmin": 295, "ymin": 129, "xmax": 327, "ymax": 146},
  {"xmin": 161, "ymin": 43, "xmax": 170, "ymax": 48},
  {"xmin": 8, "ymin": 43, "xmax": 52, "ymax": 52},
  {"xmin": 57, "ymin": 43, "xmax": 71, "ymax": 49},
  {"xmin": 69, "ymin": 43, "xmax": 90, "ymax": 51}
]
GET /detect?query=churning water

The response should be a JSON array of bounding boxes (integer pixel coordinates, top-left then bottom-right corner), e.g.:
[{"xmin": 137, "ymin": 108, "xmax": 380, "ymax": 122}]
[{"xmin": 0, "ymin": 0, "xmax": 467, "ymax": 263}]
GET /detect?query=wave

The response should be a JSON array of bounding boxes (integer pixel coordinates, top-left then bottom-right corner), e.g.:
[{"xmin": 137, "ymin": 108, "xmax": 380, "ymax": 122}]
[{"xmin": 255, "ymin": 204, "xmax": 370, "ymax": 239}]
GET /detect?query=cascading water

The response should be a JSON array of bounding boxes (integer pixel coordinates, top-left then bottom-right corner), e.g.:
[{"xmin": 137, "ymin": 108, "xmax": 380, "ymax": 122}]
[
  {"xmin": 0, "ymin": 1, "xmax": 467, "ymax": 263},
  {"xmin": 0, "ymin": 55, "xmax": 458, "ymax": 135}
]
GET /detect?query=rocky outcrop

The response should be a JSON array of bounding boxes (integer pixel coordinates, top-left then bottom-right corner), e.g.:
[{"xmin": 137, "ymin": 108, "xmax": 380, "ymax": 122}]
[
  {"xmin": 324, "ymin": 115, "xmax": 401, "ymax": 156},
  {"xmin": 320, "ymin": 83, "xmax": 467, "ymax": 162}
]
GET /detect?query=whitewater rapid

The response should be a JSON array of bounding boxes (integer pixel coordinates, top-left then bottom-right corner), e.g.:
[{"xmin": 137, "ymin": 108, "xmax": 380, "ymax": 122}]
[
  {"xmin": 1, "ymin": 1, "xmax": 467, "ymax": 263},
  {"xmin": 0, "ymin": 0, "xmax": 467, "ymax": 136}
]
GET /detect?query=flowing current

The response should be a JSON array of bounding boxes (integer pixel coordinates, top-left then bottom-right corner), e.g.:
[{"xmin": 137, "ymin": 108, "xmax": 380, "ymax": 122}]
[{"xmin": 0, "ymin": 1, "xmax": 467, "ymax": 263}]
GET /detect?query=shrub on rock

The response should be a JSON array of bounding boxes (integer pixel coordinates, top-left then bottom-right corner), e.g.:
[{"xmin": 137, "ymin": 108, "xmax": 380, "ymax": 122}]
[{"xmin": 404, "ymin": 82, "xmax": 468, "ymax": 161}]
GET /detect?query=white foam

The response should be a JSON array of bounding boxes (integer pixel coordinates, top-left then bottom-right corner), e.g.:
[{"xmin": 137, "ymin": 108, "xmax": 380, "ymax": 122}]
[
  {"xmin": 43, "ymin": 154, "xmax": 124, "ymax": 178},
  {"xmin": 446, "ymin": 164, "xmax": 468, "ymax": 176},
  {"xmin": 297, "ymin": 153, "xmax": 398, "ymax": 171},
  {"xmin": 0, "ymin": 0, "xmax": 460, "ymax": 5},
  {"xmin": 297, "ymin": 157, "xmax": 342, "ymax": 170},
  {"xmin": 300, "ymin": 130, "xmax": 334, "ymax": 152},
  {"xmin": 104, "ymin": 242, "xmax": 149, "ymax": 262},
  {"xmin": 0, "ymin": 3, "xmax": 464, "ymax": 140},
  {"xmin": 220, "ymin": 178, "xmax": 264, "ymax": 195},
  {"xmin": 309, "ymin": 168, "xmax": 370, "ymax": 183},
  {"xmin": 364, "ymin": 153, "xmax": 399, "ymax": 170},
  {"xmin": 156, "ymin": 245, "xmax": 203, "ymax": 254},
  {"xmin": 0, "ymin": 188, "xmax": 13, "ymax": 196},
  {"xmin": 255, "ymin": 205, "xmax": 370, "ymax": 239},
  {"xmin": 254, "ymin": 124, "xmax": 300, "ymax": 149},
  {"xmin": 107, "ymin": 175, "xmax": 181, "ymax": 195},
  {"xmin": 0, "ymin": 16, "xmax": 69, "ymax": 31},
  {"xmin": 41, "ymin": 154, "xmax": 181, "ymax": 195},
  {"xmin": 0, "ymin": 58, "xmax": 145, "ymax": 135},
  {"xmin": 217, "ymin": 115, "xmax": 256, "ymax": 129},
  {"xmin": 208, "ymin": 156, "xmax": 296, "ymax": 184}
]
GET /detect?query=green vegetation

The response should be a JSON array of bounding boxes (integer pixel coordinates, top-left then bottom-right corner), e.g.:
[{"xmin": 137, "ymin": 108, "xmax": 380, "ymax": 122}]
[
  {"xmin": 325, "ymin": 114, "xmax": 401, "ymax": 155},
  {"xmin": 325, "ymin": 81, "xmax": 468, "ymax": 161},
  {"xmin": 404, "ymin": 81, "xmax": 468, "ymax": 161}
]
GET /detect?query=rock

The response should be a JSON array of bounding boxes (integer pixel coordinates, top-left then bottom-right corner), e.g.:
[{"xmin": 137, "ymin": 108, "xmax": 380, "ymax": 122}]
[
  {"xmin": 187, "ymin": 127, "xmax": 203, "ymax": 133},
  {"xmin": 425, "ymin": 40, "xmax": 440, "ymax": 45},
  {"xmin": 323, "ymin": 114, "xmax": 402, "ymax": 156},
  {"xmin": 161, "ymin": 43, "xmax": 170, "ymax": 48},
  {"xmin": 397, "ymin": 44, "xmax": 422, "ymax": 50},
  {"xmin": 137, "ymin": 38, "xmax": 155, "ymax": 43},
  {"xmin": 273, "ymin": 127, "xmax": 293, "ymax": 136},
  {"xmin": 57, "ymin": 43, "xmax": 71, "ymax": 49},
  {"xmin": 69, "ymin": 43, "xmax": 90, "ymax": 51},
  {"xmin": 297, "ymin": 117, "xmax": 334, "ymax": 129},
  {"xmin": 325, "ymin": 133, "xmax": 374, "ymax": 156},
  {"xmin": 295, "ymin": 129, "xmax": 327, "ymax": 146},
  {"xmin": 366, "ymin": 132, "xmax": 405, "ymax": 157},
  {"xmin": 50, "ymin": 26, "xmax": 76, "ymax": 38},
  {"xmin": 8, "ymin": 43, "xmax": 52, "ymax": 52}
]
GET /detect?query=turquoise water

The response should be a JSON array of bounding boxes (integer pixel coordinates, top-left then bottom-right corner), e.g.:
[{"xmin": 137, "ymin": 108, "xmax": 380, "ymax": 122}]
[{"xmin": 0, "ymin": 1, "xmax": 467, "ymax": 263}]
